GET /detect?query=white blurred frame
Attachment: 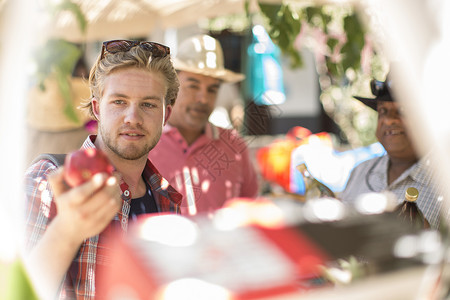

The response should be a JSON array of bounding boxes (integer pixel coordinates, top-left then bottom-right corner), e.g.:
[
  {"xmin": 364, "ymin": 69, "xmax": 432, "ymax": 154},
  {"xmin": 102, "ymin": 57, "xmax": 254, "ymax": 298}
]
[
  {"xmin": 1, "ymin": 0, "xmax": 450, "ymax": 298},
  {"xmin": 0, "ymin": 0, "xmax": 36, "ymax": 261}
]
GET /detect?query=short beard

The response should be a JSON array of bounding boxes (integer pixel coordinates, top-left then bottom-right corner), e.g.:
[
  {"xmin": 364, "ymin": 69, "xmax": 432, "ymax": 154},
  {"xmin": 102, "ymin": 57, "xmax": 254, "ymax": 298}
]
[{"xmin": 98, "ymin": 124, "xmax": 161, "ymax": 161}]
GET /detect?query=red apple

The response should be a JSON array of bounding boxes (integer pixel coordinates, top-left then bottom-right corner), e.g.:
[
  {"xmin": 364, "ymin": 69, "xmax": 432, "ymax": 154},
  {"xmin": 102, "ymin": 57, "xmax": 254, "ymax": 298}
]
[{"xmin": 63, "ymin": 148, "xmax": 114, "ymax": 187}]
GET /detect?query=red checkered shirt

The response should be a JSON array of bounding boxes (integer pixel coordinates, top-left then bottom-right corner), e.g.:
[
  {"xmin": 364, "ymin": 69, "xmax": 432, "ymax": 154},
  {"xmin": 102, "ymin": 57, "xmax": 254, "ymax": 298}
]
[{"xmin": 24, "ymin": 135, "xmax": 182, "ymax": 299}]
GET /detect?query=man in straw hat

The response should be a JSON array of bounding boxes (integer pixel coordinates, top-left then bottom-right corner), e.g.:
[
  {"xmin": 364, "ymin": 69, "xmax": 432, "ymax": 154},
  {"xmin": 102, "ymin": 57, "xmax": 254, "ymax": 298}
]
[
  {"xmin": 149, "ymin": 34, "xmax": 259, "ymax": 215},
  {"xmin": 340, "ymin": 67, "xmax": 445, "ymax": 228},
  {"xmin": 23, "ymin": 40, "xmax": 182, "ymax": 299}
]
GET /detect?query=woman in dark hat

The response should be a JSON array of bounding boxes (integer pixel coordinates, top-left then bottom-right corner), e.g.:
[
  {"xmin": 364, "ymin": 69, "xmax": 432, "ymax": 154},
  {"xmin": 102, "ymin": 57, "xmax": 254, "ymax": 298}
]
[{"xmin": 340, "ymin": 74, "xmax": 445, "ymax": 228}]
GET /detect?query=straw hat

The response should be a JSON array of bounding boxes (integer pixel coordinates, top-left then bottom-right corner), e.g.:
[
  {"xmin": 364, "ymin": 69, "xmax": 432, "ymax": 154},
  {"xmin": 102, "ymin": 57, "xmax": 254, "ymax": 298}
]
[
  {"xmin": 27, "ymin": 77, "xmax": 92, "ymax": 131},
  {"xmin": 172, "ymin": 34, "xmax": 245, "ymax": 83}
]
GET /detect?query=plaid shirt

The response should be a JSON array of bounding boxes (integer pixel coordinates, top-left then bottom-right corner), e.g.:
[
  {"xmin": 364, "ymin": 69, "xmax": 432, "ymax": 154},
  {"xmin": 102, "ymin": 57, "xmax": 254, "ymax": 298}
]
[
  {"xmin": 24, "ymin": 135, "xmax": 182, "ymax": 299},
  {"xmin": 340, "ymin": 153, "xmax": 448, "ymax": 229}
]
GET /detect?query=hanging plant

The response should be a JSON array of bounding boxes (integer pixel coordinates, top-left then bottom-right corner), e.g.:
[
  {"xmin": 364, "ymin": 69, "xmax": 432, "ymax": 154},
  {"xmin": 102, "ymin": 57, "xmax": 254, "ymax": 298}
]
[
  {"xmin": 257, "ymin": 3, "xmax": 367, "ymax": 79},
  {"xmin": 32, "ymin": 0, "xmax": 87, "ymax": 123},
  {"xmin": 253, "ymin": 1, "xmax": 386, "ymax": 147},
  {"xmin": 258, "ymin": 3, "xmax": 303, "ymax": 68}
]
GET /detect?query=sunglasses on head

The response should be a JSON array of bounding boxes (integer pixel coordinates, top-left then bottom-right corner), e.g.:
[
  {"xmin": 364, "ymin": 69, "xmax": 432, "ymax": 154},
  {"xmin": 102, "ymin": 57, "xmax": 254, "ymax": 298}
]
[
  {"xmin": 100, "ymin": 40, "xmax": 170, "ymax": 60},
  {"xmin": 370, "ymin": 79, "xmax": 392, "ymax": 96}
]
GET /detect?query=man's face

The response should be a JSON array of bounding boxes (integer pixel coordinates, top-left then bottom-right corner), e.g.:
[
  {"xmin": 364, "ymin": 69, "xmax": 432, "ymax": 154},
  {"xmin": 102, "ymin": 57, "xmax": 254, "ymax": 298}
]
[
  {"xmin": 375, "ymin": 101, "xmax": 417, "ymax": 160},
  {"xmin": 92, "ymin": 67, "xmax": 171, "ymax": 161},
  {"xmin": 168, "ymin": 71, "xmax": 221, "ymax": 132}
]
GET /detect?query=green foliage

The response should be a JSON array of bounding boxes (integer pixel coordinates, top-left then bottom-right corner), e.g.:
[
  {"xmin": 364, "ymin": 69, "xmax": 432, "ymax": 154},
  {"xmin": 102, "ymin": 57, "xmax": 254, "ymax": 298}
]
[
  {"xmin": 49, "ymin": 0, "xmax": 87, "ymax": 34},
  {"xmin": 341, "ymin": 14, "xmax": 365, "ymax": 73},
  {"xmin": 32, "ymin": 0, "xmax": 87, "ymax": 123},
  {"xmin": 259, "ymin": 3, "xmax": 303, "ymax": 68},
  {"xmin": 256, "ymin": 2, "xmax": 382, "ymax": 146},
  {"xmin": 259, "ymin": 3, "xmax": 366, "ymax": 80},
  {"xmin": 1, "ymin": 259, "xmax": 39, "ymax": 300},
  {"xmin": 33, "ymin": 39, "xmax": 82, "ymax": 123},
  {"xmin": 305, "ymin": 6, "xmax": 331, "ymax": 33}
]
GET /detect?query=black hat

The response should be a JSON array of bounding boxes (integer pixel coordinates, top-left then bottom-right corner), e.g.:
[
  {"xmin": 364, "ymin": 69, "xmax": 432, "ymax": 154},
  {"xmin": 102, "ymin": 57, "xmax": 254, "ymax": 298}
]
[{"xmin": 354, "ymin": 77, "xmax": 394, "ymax": 111}]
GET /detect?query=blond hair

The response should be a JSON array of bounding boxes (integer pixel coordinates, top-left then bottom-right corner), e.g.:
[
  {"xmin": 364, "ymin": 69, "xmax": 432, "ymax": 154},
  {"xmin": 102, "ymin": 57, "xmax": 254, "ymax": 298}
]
[{"xmin": 81, "ymin": 46, "xmax": 179, "ymax": 120}]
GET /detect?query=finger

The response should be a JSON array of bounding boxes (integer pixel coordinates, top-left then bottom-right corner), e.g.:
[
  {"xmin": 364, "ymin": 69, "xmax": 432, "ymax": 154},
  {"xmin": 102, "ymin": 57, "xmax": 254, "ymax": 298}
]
[
  {"xmin": 112, "ymin": 171, "xmax": 122, "ymax": 185},
  {"xmin": 78, "ymin": 178, "xmax": 122, "ymax": 218},
  {"xmin": 80, "ymin": 193, "xmax": 121, "ymax": 228},
  {"xmin": 99, "ymin": 175, "xmax": 122, "ymax": 204},
  {"xmin": 76, "ymin": 182, "xmax": 122, "ymax": 233},
  {"xmin": 47, "ymin": 167, "xmax": 68, "ymax": 197},
  {"xmin": 94, "ymin": 199, "xmax": 122, "ymax": 230},
  {"xmin": 65, "ymin": 173, "xmax": 113, "ymax": 206}
]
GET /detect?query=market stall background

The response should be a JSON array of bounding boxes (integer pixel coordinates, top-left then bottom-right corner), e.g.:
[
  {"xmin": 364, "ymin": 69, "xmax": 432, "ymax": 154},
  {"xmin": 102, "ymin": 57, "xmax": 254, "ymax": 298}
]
[{"xmin": 32, "ymin": 0, "xmax": 380, "ymax": 146}]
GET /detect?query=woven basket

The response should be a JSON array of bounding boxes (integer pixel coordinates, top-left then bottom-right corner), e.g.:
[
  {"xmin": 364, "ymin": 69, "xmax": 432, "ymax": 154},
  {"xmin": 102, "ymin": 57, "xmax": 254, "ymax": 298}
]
[{"xmin": 27, "ymin": 77, "xmax": 91, "ymax": 132}]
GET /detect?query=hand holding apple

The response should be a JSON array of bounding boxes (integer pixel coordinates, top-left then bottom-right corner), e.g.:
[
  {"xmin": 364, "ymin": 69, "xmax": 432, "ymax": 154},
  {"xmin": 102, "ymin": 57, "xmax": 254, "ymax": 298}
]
[{"xmin": 63, "ymin": 148, "xmax": 114, "ymax": 187}]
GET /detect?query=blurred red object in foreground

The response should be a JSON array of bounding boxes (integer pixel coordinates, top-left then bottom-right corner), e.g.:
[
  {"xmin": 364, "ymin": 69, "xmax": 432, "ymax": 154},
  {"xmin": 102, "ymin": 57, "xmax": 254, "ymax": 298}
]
[
  {"xmin": 256, "ymin": 126, "xmax": 332, "ymax": 192},
  {"xmin": 96, "ymin": 213, "xmax": 331, "ymax": 300}
]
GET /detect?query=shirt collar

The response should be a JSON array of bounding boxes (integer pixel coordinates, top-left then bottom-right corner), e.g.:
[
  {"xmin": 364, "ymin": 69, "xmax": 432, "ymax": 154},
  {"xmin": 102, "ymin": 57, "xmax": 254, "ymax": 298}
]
[
  {"xmin": 82, "ymin": 134, "xmax": 97, "ymax": 149},
  {"xmin": 163, "ymin": 122, "xmax": 220, "ymax": 140},
  {"xmin": 410, "ymin": 153, "xmax": 434, "ymax": 186},
  {"xmin": 386, "ymin": 152, "xmax": 433, "ymax": 186}
]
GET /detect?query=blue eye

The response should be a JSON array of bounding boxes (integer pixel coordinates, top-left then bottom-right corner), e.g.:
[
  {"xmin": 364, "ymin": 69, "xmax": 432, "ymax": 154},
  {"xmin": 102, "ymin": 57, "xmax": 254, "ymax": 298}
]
[{"xmin": 142, "ymin": 102, "xmax": 155, "ymax": 108}]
